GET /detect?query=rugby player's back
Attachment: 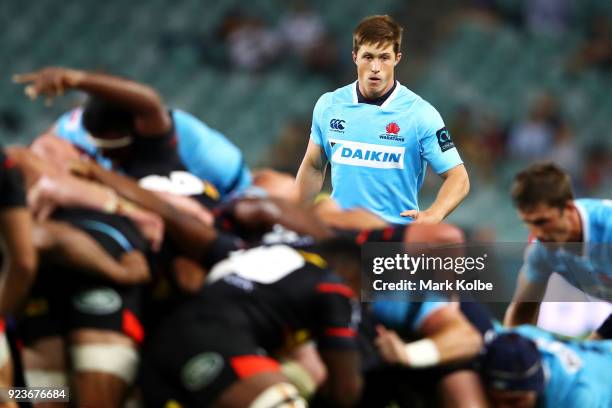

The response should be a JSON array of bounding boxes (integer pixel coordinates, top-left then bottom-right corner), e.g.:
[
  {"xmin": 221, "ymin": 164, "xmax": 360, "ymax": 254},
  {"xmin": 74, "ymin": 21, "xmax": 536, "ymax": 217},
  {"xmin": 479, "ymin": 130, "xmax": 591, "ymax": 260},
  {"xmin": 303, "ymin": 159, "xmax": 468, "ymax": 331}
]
[{"xmin": 187, "ymin": 244, "xmax": 359, "ymax": 352}]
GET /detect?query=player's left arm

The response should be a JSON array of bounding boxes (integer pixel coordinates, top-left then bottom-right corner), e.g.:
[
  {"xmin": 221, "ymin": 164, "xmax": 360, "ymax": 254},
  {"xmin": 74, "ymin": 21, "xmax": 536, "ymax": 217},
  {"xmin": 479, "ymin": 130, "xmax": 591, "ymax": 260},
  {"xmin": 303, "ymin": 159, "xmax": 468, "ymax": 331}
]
[
  {"xmin": 402, "ymin": 104, "xmax": 469, "ymax": 223},
  {"xmin": 402, "ymin": 164, "xmax": 469, "ymax": 224}
]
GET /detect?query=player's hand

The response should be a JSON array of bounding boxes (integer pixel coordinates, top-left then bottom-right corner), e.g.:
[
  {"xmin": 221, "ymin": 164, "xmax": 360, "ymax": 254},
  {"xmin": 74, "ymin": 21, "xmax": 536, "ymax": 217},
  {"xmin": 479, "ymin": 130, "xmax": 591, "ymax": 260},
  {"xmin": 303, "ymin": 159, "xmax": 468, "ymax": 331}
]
[
  {"xmin": 400, "ymin": 209, "xmax": 442, "ymax": 224},
  {"xmin": 375, "ymin": 325, "xmax": 410, "ymax": 365},
  {"xmin": 13, "ymin": 67, "xmax": 84, "ymax": 104},
  {"xmin": 117, "ymin": 250, "xmax": 151, "ymax": 285}
]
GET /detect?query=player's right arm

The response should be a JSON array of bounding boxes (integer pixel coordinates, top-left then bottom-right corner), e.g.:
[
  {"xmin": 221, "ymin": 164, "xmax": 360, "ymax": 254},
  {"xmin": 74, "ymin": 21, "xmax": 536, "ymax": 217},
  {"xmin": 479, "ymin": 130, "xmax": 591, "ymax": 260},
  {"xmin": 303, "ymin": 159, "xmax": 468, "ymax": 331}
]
[
  {"xmin": 296, "ymin": 139, "xmax": 328, "ymax": 206},
  {"xmin": 0, "ymin": 154, "xmax": 37, "ymax": 316},
  {"xmin": 504, "ymin": 267, "xmax": 548, "ymax": 327},
  {"xmin": 0, "ymin": 207, "xmax": 37, "ymax": 316},
  {"xmin": 296, "ymin": 94, "xmax": 330, "ymax": 207},
  {"xmin": 14, "ymin": 66, "xmax": 172, "ymax": 136}
]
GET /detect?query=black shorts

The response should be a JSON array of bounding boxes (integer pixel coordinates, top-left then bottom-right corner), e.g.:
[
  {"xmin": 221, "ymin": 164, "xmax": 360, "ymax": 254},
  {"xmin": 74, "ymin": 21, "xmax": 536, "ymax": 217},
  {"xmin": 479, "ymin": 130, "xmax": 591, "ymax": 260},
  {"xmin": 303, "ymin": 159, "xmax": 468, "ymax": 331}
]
[
  {"xmin": 140, "ymin": 301, "xmax": 280, "ymax": 408},
  {"xmin": 18, "ymin": 209, "xmax": 147, "ymax": 345}
]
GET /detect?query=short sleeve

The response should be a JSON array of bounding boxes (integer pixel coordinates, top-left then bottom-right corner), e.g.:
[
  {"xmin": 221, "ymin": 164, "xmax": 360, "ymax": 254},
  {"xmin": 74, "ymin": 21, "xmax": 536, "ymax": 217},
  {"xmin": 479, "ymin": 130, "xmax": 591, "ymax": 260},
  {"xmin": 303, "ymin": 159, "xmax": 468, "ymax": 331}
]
[
  {"xmin": 522, "ymin": 243, "xmax": 553, "ymax": 283},
  {"xmin": 417, "ymin": 103, "xmax": 463, "ymax": 174},
  {"xmin": 310, "ymin": 93, "xmax": 331, "ymax": 147}
]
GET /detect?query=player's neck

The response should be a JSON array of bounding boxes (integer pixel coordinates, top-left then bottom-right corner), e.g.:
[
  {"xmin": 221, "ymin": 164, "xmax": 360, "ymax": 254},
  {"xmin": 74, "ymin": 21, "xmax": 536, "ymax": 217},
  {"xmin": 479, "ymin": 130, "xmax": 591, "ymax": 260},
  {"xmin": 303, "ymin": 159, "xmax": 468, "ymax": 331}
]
[{"xmin": 357, "ymin": 80, "xmax": 397, "ymax": 106}]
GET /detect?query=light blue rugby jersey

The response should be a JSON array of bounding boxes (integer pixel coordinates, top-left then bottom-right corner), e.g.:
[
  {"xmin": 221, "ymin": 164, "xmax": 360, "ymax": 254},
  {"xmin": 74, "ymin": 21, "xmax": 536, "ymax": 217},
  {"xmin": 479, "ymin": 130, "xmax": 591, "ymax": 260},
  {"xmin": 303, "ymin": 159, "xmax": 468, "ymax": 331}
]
[
  {"xmin": 511, "ymin": 325, "xmax": 612, "ymax": 408},
  {"xmin": 524, "ymin": 198, "xmax": 612, "ymax": 299},
  {"xmin": 310, "ymin": 81, "xmax": 463, "ymax": 224},
  {"xmin": 54, "ymin": 108, "xmax": 251, "ymax": 197}
]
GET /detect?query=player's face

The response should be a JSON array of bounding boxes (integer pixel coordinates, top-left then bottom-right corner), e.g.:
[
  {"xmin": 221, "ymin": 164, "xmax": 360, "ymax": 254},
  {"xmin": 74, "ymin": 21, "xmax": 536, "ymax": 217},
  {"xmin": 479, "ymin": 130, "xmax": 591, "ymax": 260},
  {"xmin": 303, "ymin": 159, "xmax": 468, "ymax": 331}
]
[
  {"xmin": 487, "ymin": 389, "xmax": 537, "ymax": 408},
  {"xmin": 518, "ymin": 203, "xmax": 572, "ymax": 243},
  {"xmin": 353, "ymin": 42, "xmax": 401, "ymax": 99}
]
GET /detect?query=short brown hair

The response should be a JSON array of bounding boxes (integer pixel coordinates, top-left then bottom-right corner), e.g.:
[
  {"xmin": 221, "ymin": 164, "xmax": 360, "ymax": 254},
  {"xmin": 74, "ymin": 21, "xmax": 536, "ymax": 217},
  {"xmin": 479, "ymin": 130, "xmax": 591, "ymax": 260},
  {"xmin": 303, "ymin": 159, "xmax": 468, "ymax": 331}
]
[
  {"xmin": 353, "ymin": 15, "xmax": 403, "ymax": 54},
  {"xmin": 511, "ymin": 162, "xmax": 574, "ymax": 210}
]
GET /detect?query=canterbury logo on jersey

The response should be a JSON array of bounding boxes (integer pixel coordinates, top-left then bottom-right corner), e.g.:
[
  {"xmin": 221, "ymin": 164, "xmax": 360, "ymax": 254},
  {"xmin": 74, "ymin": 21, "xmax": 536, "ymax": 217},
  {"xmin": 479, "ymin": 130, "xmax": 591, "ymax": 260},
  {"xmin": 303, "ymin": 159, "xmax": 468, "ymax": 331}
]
[
  {"xmin": 329, "ymin": 119, "xmax": 346, "ymax": 131},
  {"xmin": 329, "ymin": 139, "xmax": 405, "ymax": 169}
]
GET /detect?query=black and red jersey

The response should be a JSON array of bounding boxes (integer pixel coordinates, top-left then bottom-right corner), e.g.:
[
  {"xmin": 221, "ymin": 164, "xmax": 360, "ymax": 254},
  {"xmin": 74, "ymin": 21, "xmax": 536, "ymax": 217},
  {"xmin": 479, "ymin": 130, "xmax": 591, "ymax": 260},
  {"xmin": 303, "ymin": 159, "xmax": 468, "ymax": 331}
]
[{"xmin": 182, "ymin": 244, "xmax": 359, "ymax": 353}]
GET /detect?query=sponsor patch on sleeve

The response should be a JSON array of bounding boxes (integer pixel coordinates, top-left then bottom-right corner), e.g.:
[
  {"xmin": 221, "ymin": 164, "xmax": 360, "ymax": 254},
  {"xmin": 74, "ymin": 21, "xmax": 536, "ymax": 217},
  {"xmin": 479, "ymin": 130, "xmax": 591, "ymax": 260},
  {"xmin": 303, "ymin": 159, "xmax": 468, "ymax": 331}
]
[{"xmin": 436, "ymin": 127, "xmax": 455, "ymax": 152}]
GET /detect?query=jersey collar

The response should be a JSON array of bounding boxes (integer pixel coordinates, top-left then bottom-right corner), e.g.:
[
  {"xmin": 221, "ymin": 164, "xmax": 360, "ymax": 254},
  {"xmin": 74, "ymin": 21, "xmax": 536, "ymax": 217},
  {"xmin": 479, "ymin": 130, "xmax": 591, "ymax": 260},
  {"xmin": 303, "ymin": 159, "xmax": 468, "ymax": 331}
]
[{"xmin": 353, "ymin": 80, "xmax": 400, "ymax": 108}]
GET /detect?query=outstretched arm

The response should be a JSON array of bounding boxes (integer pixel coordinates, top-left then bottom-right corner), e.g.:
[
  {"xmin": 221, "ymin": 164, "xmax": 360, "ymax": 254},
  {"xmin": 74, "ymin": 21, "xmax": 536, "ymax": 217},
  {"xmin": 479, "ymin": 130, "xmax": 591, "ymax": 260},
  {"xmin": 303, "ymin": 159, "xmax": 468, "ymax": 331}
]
[{"xmin": 14, "ymin": 67, "xmax": 171, "ymax": 136}]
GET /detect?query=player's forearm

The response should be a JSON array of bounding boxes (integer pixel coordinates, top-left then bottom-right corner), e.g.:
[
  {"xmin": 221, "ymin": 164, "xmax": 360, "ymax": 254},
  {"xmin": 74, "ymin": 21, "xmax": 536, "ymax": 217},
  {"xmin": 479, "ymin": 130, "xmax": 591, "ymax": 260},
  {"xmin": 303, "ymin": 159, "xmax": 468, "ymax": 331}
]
[
  {"xmin": 504, "ymin": 301, "xmax": 540, "ymax": 327},
  {"xmin": 0, "ymin": 263, "xmax": 36, "ymax": 316},
  {"xmin": 233, "ymin": 198, "xmax": 334, "ymax": 240},
  {"xmin": 70, "ymin": 70, "xmax": 164, "ymax": 116},
  {"xmin": 0, "ymin": 210, "xmax": 37, "ymax": 316},
  {"xmin": 429, "ymin": 319, "xmax": 482, "ymax": 364},
  {"xmin": 295, "ymin": 166, "xmax": 325, "ymax": 206},
  {"xmin": 427, "ymin": 167, "xmax": 469, "ymax": 221}
]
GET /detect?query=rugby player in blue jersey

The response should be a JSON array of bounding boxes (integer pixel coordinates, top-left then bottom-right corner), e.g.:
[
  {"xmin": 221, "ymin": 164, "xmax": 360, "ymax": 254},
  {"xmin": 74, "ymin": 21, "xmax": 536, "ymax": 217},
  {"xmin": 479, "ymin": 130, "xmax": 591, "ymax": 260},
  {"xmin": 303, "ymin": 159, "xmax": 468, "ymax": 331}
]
[
  {"xmin": 14, "ymin": 67, "xmax": 251, "ymax": 197},
  {"xmin": 482, "ymin": 326, "xmax": 612, "ymax": 407},
  {"xmin": 296, "ymin": 15, "xmax": 469, "ymax": 225},
  {"xmin": 505, "ymin": 163, "xmax": 612, "ymax": 330}
]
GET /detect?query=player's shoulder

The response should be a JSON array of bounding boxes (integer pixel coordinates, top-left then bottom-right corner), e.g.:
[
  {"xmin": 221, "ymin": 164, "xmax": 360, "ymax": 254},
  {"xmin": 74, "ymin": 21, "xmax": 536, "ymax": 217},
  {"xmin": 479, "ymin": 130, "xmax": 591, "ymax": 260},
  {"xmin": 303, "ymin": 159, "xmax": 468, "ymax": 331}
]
[
  {"xmin": 575, "ymin": 198, "xmax": 612, "ymax": 217},
  {"xmin": 315, "ymin": 83, "xmax": 354, "ymax": 108},
  {"xmin": 575, "ymin": 198, "xmax": 612, "ymax": 239}
]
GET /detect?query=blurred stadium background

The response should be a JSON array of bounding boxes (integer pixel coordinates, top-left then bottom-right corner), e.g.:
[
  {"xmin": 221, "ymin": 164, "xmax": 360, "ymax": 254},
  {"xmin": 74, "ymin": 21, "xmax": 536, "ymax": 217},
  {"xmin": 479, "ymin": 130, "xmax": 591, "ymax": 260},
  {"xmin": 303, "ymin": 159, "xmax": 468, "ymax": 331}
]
[{"xmin": 1, "ymin": 0, "xmax": 611, "ymax": 242}]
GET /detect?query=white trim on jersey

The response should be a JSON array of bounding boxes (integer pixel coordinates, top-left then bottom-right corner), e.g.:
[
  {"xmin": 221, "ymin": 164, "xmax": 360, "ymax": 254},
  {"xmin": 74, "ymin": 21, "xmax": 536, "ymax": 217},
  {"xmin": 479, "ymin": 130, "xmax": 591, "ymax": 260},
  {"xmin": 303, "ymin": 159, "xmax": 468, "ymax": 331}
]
[
  {"xmin": 352, "ymin": 80, "xmax": 358, "ymax": 104},
  {"xmin": 574, "ymin": 201, "xmax": 590, "ymax": 257},
  {"xmin": 380, "ymin": 81, "xmax": 401, "ymax": 109}
]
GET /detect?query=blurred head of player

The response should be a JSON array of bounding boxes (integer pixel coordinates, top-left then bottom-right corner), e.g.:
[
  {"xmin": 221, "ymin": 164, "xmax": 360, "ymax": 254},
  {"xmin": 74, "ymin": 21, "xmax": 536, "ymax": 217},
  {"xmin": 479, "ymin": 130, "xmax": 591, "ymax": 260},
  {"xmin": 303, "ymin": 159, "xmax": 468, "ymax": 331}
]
[
  {"xmin": 82, "ymin": 97, "xmax": 135, "ymax": 163},
  {"xmin": 352, "ymin": 15, "xmax": 403, "ymax": 99},
  {"xmin": 482, "ymin": 333, "xmax": 544, "ymax": 408},
  {"xmin": 511, "ymin": 162, "xmax": 579, "ymax": 243}
]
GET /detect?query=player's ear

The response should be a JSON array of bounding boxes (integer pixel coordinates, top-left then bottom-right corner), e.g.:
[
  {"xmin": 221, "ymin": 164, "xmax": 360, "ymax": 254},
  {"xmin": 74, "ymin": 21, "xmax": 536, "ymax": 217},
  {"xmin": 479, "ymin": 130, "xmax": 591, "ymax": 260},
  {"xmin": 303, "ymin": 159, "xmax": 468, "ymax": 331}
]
[
  {"xmin": 352, "ymin": 51, "xmax": 358, "ymax": 65},
  {"xmin": 394, "ymin": 52, "xmax": 402, "ymax": 66}
]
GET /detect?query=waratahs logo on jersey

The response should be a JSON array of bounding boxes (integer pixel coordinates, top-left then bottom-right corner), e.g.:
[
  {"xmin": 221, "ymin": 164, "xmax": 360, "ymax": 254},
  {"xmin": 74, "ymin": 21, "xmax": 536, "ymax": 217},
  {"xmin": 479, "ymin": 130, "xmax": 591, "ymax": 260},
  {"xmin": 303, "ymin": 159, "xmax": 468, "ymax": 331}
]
[
  {"xmin": 329, "ymin": 139, "xmax": 404, "ymax": 169},
  {"xmin": 379, "ymin": 122, "xmax": 404, "ymax": 142},
  {"xmin": 386, "ymin": 122, "xmax": 400, "ymax": 134}
]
